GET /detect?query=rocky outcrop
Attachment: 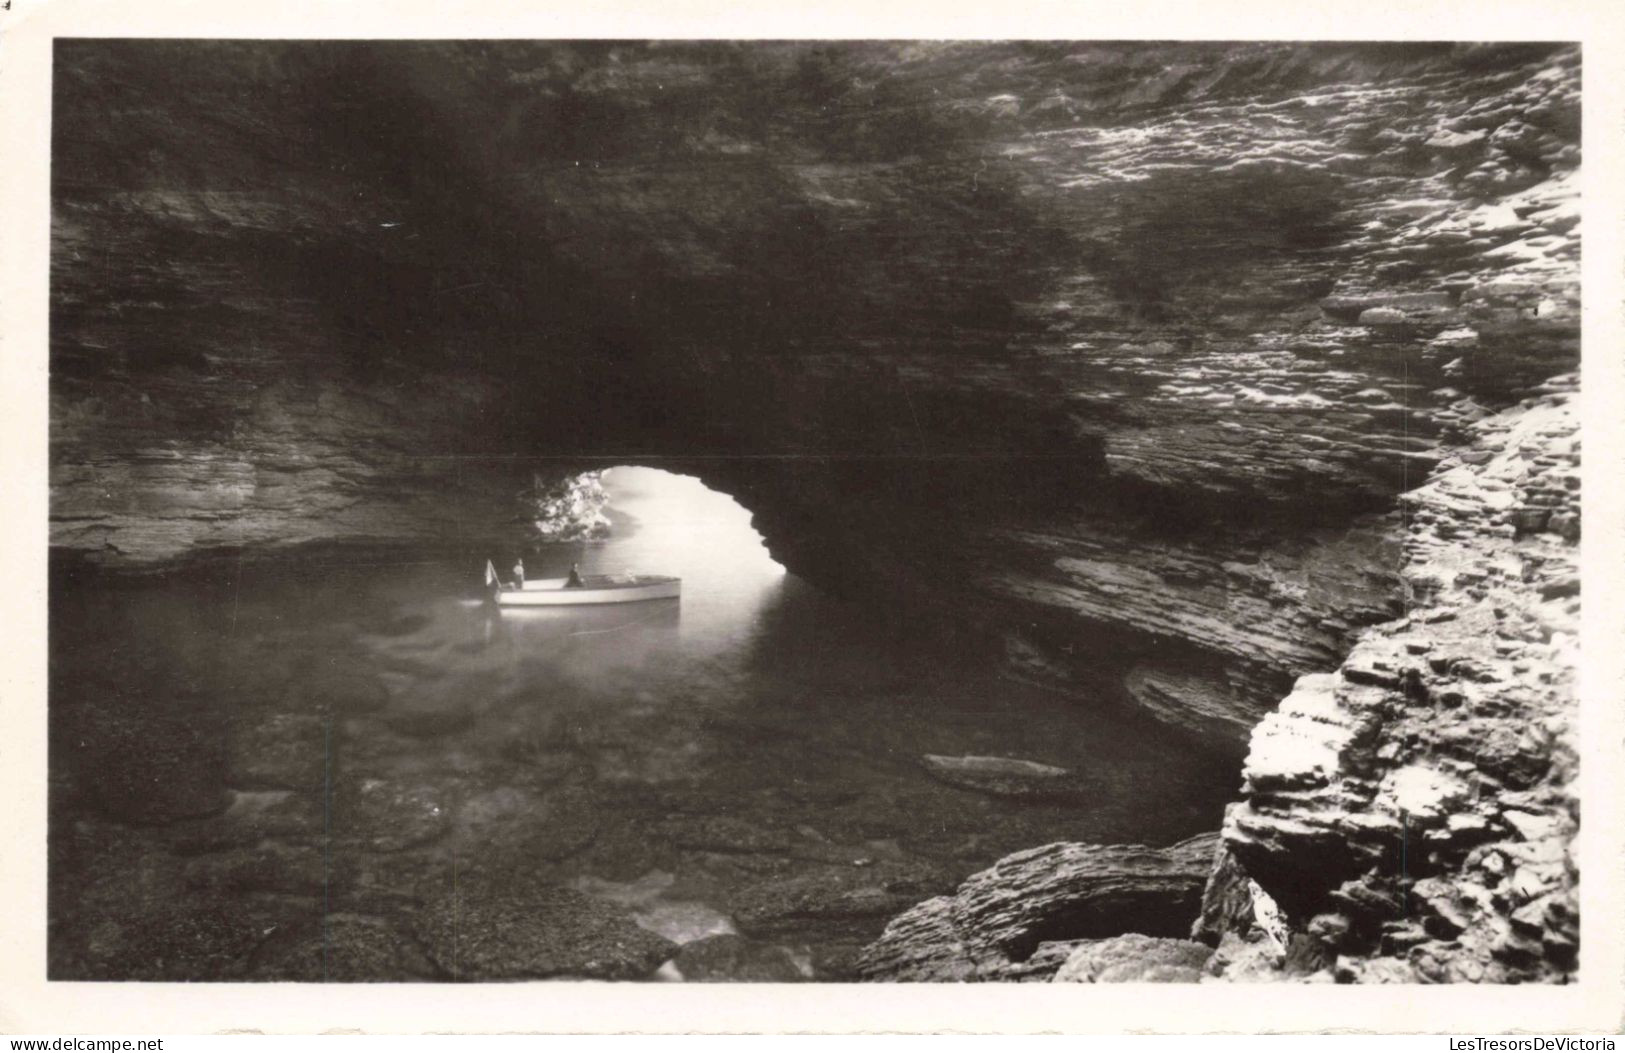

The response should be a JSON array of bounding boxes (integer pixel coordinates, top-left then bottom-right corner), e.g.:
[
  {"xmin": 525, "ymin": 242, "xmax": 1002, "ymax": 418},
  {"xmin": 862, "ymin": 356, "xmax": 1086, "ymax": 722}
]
[
  {"xmin": 979, "ymin": 513, "xmax": 1406, "ymax": 745},
  {"xmin": 856, "ymin": 833, "xmax": 1216, "ymax": 980},
  {"xmin": 1216, "ymin": 381, "xmax": 1580, "ymax": 983},
  {"xmin": 861, "ymin": 383, "xmax": 1580, "ymax": 984},
  {"xmin": 413, "ymin": 874, "xmax": 678, "ymax": 981},
  {"xmin": 50, "ymin": 42, "xmax": 1580, "ymax": 748},
  {"xmin": 247, "ymin": 914, "xmax": 442, "ymax": 982}
]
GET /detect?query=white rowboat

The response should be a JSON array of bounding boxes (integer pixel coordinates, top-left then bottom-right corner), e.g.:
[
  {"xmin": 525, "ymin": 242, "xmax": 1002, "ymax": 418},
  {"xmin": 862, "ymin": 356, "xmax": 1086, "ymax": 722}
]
[{"xmin": 486, "ymin": 564, "xmax": 681, "ymax": 607}]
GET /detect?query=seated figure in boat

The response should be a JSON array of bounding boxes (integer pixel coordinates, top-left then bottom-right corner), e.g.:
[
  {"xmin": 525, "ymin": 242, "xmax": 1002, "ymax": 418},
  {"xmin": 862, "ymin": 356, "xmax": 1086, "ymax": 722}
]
[{"xmin": 566, "ymin": 563, "xmax": 584, "ymax": 588}]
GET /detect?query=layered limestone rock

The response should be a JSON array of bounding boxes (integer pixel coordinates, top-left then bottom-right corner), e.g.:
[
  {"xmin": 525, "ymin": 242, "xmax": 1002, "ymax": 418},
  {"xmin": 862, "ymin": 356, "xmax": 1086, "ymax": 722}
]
[
  {"xmin": 49, "ymin": 40, "xmax": 1585, "ymax": 987},
  {"xmin": 1052, "ymin": 934, "xmax": 1215, "ymax": 984},
  {"xmin": 49, "ymin": 375, "xmax": 529, "ymax": 565},
  {"xmin": 1217, "ymin": 381, "xmax": 1580, "ymax": 982},
  {"xmin": 51, "ymin": 43, "xmax": 1579, "ymax": 745},
  {"xmin": 978, "ymin": 512, "xmax": 1405, "ymax": 745}
]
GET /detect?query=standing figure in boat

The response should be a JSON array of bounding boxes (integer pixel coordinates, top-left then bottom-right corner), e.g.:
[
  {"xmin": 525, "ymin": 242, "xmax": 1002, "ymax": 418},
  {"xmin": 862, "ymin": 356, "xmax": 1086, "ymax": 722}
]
[{"xmin": 512, "ymin": 557, "xmax": 525, "ymax": 588}]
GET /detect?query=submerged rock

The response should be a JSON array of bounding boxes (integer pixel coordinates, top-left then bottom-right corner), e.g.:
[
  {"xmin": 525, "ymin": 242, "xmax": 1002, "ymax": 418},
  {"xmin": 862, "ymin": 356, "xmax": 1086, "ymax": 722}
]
[
  {"xmin": 51, "ymin": 43, "xmax": 1578, "ymax": 761},
  {"xmin": 670, "ymin": 934, "xmax": 812, "ymax": 982},
  {"xmin": 46, "ymin": 42, "xmax": 1583, "ymax": 989},
  {"xmin": 659, "ymin": 814, "xmax": 793, "ymax": 855},
  {"xmin": 413, "ymin": 875, "xmax": 677, "ymax": 981},
  {"xmin": 72, "ymin": 704, "xmax": 230, "ymax": 824},
  {"xmin": 496, "ymin": 784, "xmax": 603, "ymax": 863},
  {"xmin": 858, "ymin": 833, "xmax": 1216, "ymax": 981},
  {"xmin": 226, "ymin": 711, "xmax": 331, "ymax": 792},
  {"xmin": 293, "ymin": 669, "xmax": 389, "ymax": 716},
  {"xmin": 50, "ymin": 898, "xmax": 291, "ymax": 982}
]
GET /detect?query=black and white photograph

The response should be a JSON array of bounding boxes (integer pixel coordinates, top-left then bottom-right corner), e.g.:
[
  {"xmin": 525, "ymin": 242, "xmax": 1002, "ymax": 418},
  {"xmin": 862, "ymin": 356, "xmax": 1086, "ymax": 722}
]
[{"xmin": 4, "ymin": 0, "xmax": 1622, "ymax": 1037}]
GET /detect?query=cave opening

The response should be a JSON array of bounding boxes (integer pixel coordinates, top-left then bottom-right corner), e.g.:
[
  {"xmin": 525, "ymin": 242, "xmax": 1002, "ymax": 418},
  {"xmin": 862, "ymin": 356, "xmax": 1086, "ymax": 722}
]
[{"xmin": 47, "ymin": 453, "xmax": 1244, "ymax": 982}]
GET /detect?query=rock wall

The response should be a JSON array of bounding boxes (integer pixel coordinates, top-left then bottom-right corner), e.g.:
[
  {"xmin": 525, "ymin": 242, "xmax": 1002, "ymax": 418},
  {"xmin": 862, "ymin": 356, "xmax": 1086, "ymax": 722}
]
[
  {"xmin": 1216, "ymin": 380, "xmax": 1579, "ymax": 982},
  {"xmin": 50, "ymin": 373, "xmax": 528, "ymax": 564},
  {"xmin": 50, "ymin": 41, "xmax": 1580, "ymax": 747}
]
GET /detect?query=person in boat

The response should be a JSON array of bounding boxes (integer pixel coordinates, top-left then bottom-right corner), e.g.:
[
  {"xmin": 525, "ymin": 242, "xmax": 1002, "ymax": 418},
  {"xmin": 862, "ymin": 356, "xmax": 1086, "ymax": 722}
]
[
  {"xmin": 566, "ymin": 563, "xmax": 584, "ymax": 588},
  {"xmin": 512, "ymin": 558, "xmax": 525, "ymax": 589}
]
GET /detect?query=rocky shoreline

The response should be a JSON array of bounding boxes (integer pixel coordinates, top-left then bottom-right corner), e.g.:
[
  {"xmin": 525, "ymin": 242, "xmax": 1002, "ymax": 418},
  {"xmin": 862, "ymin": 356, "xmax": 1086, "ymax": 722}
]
[{"xmin": 860, "ymin": 383, "xmax": 1580, "ymax": 983}]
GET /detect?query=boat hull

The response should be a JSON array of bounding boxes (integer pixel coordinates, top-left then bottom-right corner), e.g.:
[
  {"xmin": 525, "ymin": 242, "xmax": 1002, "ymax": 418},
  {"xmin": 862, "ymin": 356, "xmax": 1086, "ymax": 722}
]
[{"xmin": 494, "ymin": 575, "xmax": 680, "ymax": 606}]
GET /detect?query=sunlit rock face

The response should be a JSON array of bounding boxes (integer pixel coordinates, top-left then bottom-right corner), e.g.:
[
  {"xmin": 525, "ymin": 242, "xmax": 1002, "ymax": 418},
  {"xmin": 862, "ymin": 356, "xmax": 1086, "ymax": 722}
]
[{"xmin": 50, "ymin": 42, "xmax": 1579, "ymax": 746}]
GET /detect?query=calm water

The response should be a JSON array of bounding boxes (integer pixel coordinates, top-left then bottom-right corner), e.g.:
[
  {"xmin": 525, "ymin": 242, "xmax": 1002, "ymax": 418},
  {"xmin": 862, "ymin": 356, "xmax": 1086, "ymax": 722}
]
[{"xmin": 49, "ymin": 467, "xmax": 1237, "ymax": 981}]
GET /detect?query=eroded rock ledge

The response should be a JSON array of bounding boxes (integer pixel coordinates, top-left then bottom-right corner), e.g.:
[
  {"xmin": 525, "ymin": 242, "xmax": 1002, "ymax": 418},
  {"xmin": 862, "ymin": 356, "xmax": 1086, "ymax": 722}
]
[{"xmin": 861, "ymin": 384, "xmax": 1580, "ymax": 983}]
